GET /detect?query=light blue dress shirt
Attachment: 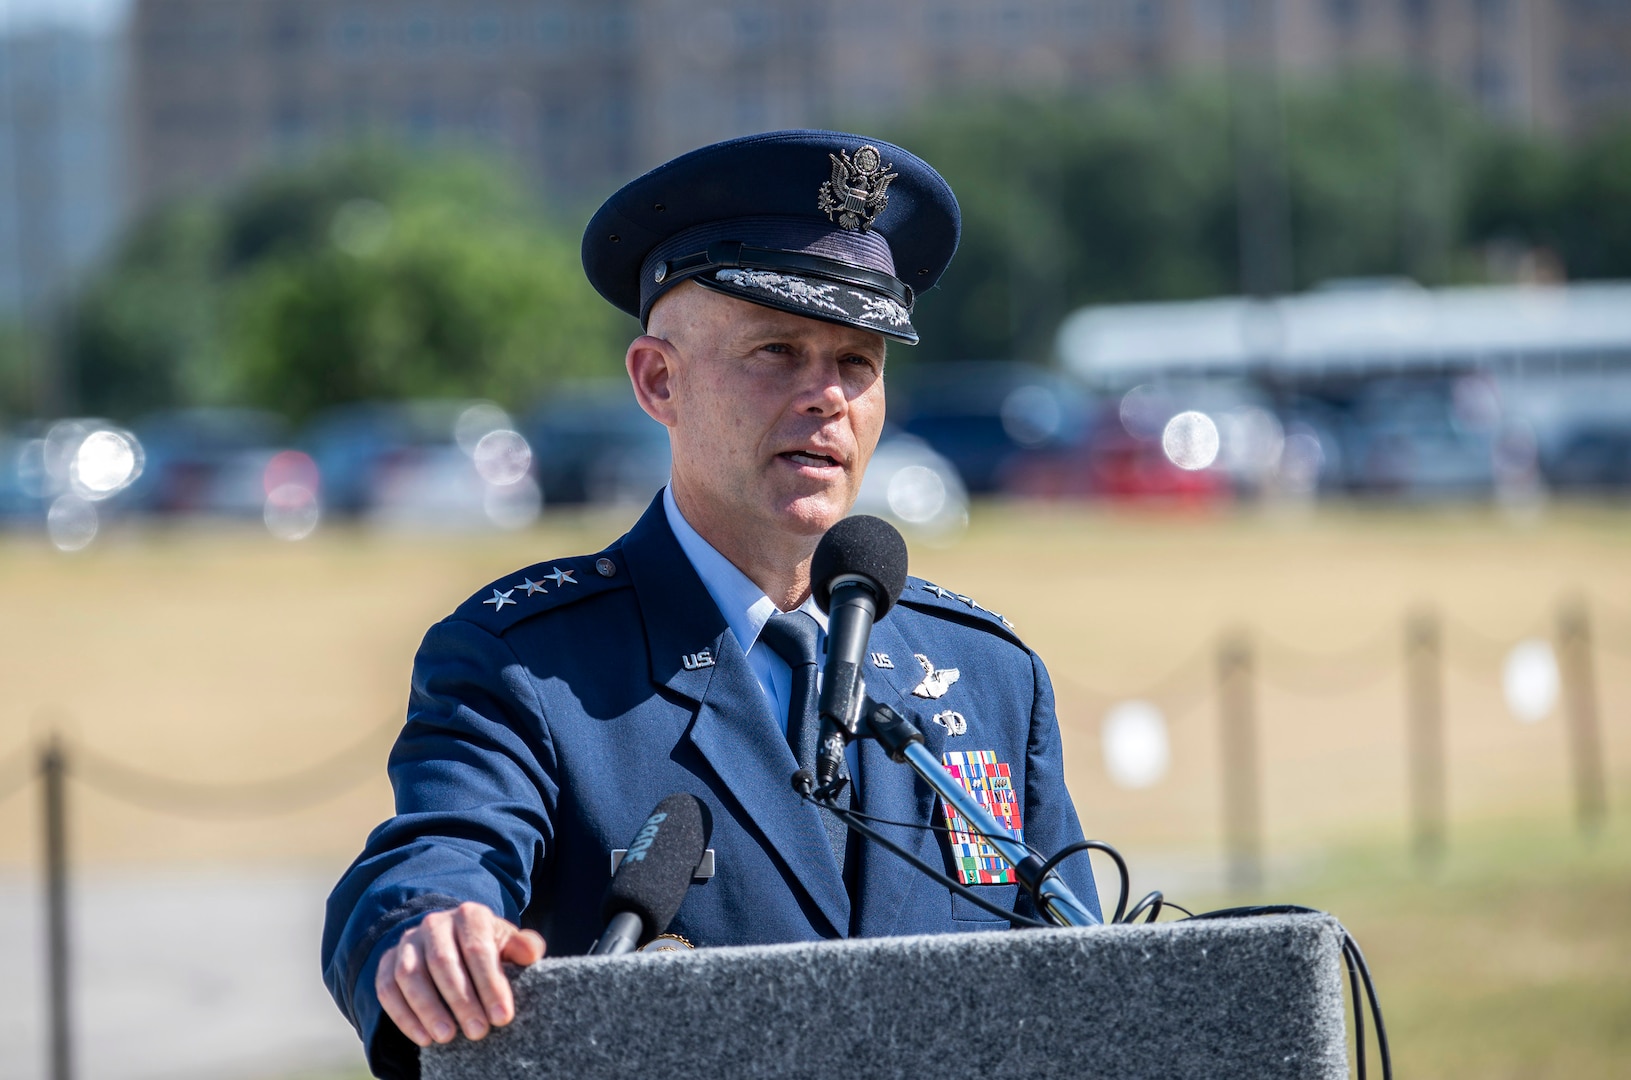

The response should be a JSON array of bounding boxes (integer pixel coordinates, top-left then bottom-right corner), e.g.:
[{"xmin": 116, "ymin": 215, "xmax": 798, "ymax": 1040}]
[{"xmin": 663, "ymin": 485, "xmax": 829, "ymax": 738}]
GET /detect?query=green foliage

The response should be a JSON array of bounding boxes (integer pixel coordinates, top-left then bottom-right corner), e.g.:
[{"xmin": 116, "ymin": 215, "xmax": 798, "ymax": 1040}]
[
  {"xmin": 0, "ymin": 321, "xmax": 35, "ymax": 420},
  {"xmin": 64, "ymin": 149, "xmax": 633, "ymax": 422},
  {"xmin": 880, "ymin": 75, "xmax": 1630, "ymax": 364}
]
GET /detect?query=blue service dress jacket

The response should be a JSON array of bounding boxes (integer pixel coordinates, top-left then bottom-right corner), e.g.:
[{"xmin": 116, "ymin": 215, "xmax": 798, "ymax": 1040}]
[{"xmin": 322, "ymin": 493, "xmax": 1101, "ymax": 1078}]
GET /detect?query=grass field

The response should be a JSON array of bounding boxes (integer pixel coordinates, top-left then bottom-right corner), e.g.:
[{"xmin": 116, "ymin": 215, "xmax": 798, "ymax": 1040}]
[{"xmin": 0, "ymin": 500, "xmax": 1627, "ymax": 1077}]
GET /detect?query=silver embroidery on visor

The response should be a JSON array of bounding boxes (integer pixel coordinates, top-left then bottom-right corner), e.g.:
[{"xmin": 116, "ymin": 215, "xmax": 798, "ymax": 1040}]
[{"xmin": 714, "ymin": 269, "xmax": 846, "ymax": 315}]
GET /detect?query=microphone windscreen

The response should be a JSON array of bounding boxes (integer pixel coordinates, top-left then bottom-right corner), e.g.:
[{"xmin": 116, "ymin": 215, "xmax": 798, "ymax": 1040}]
[
  {"xmin": 600, "ymin": 793, "xmax": 711, "ymax": 943},
  {"xmin": 812, "ymin": 515, "xmax": 910, "ymax": 618}
]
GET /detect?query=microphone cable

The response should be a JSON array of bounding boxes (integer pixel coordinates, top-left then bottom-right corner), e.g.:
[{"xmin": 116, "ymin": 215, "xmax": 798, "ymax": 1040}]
[{"xmin": 801, "ymin": 787, "xmax": 1391, "ymax": 1080}]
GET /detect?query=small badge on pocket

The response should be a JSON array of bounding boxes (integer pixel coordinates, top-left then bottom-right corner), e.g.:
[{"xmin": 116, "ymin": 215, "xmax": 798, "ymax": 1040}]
[{"xmin": 939, "ymin": 750, "xmax": 1023, "ymax": 885}]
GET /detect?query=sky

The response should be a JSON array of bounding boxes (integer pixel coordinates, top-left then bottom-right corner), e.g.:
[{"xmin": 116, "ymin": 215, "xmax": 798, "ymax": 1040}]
[{"xmin": 0, "ymin": 0, "xmax": 129, "ymax": 33}]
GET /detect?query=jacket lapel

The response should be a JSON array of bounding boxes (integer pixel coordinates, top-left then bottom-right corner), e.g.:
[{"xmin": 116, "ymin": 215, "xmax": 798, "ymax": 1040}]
[
  {"xmin": 620, "ymin": 496, "xmax": 851, "ymax": 938},
  {"xmin": 850, "ymin": 618, "xmax": 950, "ymax": 937}
]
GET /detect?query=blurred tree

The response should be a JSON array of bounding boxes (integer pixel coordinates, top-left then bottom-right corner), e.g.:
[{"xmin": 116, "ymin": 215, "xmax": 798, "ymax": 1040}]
[
  {"xmin": 878, "ymin": 75, "xmax": 1615, "ymax": 365},
  {"xmin": 0, "ymin": 322, "xmax": 36, "ymax": 420},
  {"xmin": 63, "ymin": 150, "xmax": 633, "ymax": 422},
  {"xmin": 885, "ymin": 87, "xmax": 1237, "ymax": 364}
]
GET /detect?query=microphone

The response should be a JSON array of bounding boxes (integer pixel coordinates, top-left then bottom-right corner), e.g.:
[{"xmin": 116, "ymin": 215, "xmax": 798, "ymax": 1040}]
[
  {"xmin": 589, "ymin": 793, "xmax": 711, "ymax": 956},
  {"xmin": 811, "ymin": 515, "xmax": 910, "ymax": 789}
]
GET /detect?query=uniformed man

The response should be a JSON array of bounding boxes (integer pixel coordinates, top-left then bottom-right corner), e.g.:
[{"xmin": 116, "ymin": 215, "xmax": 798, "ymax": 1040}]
[{"xmin": 322, "ymin": 130, "xmax": 1101, "ymax": 1079}]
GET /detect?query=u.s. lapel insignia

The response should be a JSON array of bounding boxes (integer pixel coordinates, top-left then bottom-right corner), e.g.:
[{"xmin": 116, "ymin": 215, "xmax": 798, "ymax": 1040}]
[
  {"xmin": 518, "ymin": 578, "xmax": 547, "ymax": 596},
  {"xmin": 940, "ymin": 750, "xmax": 1023, "ymax": 885},
  {"xmin": 817, "ymin": 145, "xmax": 897, "ymax": 232},
  {"xmin": 870, "ymin": 652, "xmax": 894, "ymax": 669},
  {"xmin": 482, "ymin": 588, "xmax": 516, "ymax": 610},
  {"xmin": 544, "ymin": 566, "xmax": 577, "ymax": 587},
  {"xmin": 681, "ymin": 649, "xmax": 715, "ymax": 671},
  {"xmin": 932, "ymin": 710, "xmax": 967, "ymax": 736},
  {"xmin": 911, "ymin": 653, "xmax": 960, "ymax": 699}
]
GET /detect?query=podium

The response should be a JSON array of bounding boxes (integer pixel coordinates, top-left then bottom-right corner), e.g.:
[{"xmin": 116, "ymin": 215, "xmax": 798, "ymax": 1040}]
[{"xmin": 424, "ymin": 914, "xmax": 1348, "ymax": 1080}]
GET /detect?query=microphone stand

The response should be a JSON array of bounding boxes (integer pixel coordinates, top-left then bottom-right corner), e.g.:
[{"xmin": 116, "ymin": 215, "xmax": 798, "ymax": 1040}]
[{"xmin": 814, "ymin": 698, "xmax": 1099, "ymax": 929}]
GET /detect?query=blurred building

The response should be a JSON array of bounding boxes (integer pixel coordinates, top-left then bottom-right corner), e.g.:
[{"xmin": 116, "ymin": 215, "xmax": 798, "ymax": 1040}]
[
  {"xmin": 0, "ymin": 21, "xmax": 126, "ymax": 318},
  {"xmin": 129, "ymin": 0, "xmax": 1631, "ymax": 212}
]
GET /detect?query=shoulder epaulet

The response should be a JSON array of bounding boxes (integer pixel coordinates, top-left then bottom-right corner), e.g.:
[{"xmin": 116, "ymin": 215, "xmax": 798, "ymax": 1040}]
[
  {"xmin": 451, "ymin": 545, "xmax": 632, "ymax": 632},
  {"xmin": 895, "ymin": 576, "xmax": 1026, "ymax": 648}
]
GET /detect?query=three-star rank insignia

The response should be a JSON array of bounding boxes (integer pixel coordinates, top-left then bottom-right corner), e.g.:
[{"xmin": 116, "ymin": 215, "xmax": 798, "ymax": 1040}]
[
  {"xmin": 916, "ymin": 580, "xmax": 1018, "ymax": 632},
  {"xmin": 469, "ymin": 555, "xmax": 618, "ymax": 627},
  {"xmin": 817, "ymin": 145, "xmax": 897, "ymax": 232}
]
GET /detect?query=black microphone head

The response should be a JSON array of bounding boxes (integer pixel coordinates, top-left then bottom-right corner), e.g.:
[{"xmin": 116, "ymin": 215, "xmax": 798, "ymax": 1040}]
[
  {"xmin": 600, "ymin": 793, "xmax": 711, "ymax": 945},
  {"xmin": 812, "ymin": 515, "xmax": 909, "ymax": 618}
]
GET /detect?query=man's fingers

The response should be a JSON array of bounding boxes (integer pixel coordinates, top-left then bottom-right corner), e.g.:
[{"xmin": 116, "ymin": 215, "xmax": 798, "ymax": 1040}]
[
  {"xmin": 499, "ymin": 926, "xmax": 546, "ymax": 967},
  {"xmin": 456, "ymin": 908, "xmax": 514, "ymax": 1027},
  {"xmin": 375, "ymin": 954, "xmax": 433, "ymax": 1049},
  {"xmin": 394, "ymin": 938, "xmax": 460, "ymax": 1045},
  {"xmin": 422, "ymin": 914, "xmax": 491, "ymax": 1040}
]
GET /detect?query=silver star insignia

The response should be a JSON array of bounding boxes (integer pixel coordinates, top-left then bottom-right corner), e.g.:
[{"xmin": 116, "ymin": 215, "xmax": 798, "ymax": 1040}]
[
  {"xmin": 921, "ymin": 583, "xmax": 954, "ymax": 600},
  {"xmin": 483, "ymin": 588, "xmax": 516, "ymax": 610},
  {"xmin": 544, "ymin": 567, "xmax": 577, "ymax": 587},
  {"xmin": 955, "ymin": 594, "xmax": 984, "ymax": 611},
  {"xmin": 911, "ymin": 653, "xmax": 961, "ymax": 699},
  {"xmin": 518, "ymin": 578, "xmax": 547, "ymax": 596},
  {"xmin": 992, "ymin": 612, "xmax": 1017, "ymax": 631}
]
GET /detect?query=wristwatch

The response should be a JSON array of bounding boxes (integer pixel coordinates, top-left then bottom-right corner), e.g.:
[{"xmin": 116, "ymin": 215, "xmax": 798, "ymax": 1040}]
[{"xmin": 639, "ymin": 933, "xmax": 695, "ymax": 953}]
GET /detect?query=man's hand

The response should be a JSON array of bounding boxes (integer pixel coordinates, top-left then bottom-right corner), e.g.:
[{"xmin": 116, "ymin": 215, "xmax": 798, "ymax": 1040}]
[{"xmin": 374, "ymin": 901, "xmax": 546, "ymax": 1047}]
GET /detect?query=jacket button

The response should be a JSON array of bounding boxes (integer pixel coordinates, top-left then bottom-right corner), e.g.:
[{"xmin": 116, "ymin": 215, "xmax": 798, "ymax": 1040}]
[{"xmin": 596, "ymin": 557, "xmax": 617, "ymax": 578}]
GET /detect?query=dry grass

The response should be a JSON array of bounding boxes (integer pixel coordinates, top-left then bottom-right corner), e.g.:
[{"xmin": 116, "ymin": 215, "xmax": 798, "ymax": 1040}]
[
  {"xmin": 1, "ymin": 501, "xmax": 1628, "ymax": 869},
  {"xmin": 1, "ymin": 500, "xmax": 1623, "ymax": 1079}
]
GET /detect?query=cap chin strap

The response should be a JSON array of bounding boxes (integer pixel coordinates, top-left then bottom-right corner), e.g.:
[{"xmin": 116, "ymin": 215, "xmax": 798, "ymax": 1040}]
[{"xmin": 642, "ymin": 240, "xmax": 914, "ymax": 325}]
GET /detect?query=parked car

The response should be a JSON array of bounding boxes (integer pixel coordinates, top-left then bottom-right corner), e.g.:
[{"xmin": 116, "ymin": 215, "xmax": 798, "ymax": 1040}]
[
  {"xmin": 893, "ymin": 362, "xmax": 1092, "ymax": 495},
  {"xmin": 527, "ymin": 385, "xmax": 969, "ymax": 534},
  {"xmin": 305, "ymin": 400, "xmax": 540, "ymax": 530},
  {"xmin": 525, "ymin": 387, "xmax": 672, "ymax": 506},
  {"xmin": 1544, "ymin": 424, "xmax": 1631, "ymax": 493}
]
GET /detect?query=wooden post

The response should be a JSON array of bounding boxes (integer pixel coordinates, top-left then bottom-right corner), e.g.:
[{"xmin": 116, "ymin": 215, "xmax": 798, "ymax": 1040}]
[
  {"xmin": 1558, "ymin": 600, "xmax": 1607, "ymax": 836},
  {"xmin": 1218, "ymin": 631, "xmax": 1263, "ymax": 893},
  {"xmin": 42, "ymin": 737, "xmax": 72, "ymax": 1080},
  {"xmin": 1405, "ymin": 610, "xmax": 1445, "ymax": 868}
]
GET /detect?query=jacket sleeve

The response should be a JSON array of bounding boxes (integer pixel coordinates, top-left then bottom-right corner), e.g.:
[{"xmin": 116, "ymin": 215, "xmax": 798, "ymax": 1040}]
[
  {"xmin": 321, "ymin": 616, "xmax": 559, "ymax": 1079},
  {"xmin": 1019, "ymin": 648, "xmax": 1104, "ymax": 923}
]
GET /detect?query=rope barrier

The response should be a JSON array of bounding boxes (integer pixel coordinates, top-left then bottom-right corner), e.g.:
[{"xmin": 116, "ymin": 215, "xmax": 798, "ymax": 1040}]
[
  {"xmin": 1253, "ymin": 625, "xmax": 1399, "ymax": 671},
  {"xmin": 65, "ymin": 718, "xmax": 399, "ymax": 818},
  {"xmin": 1437, "ymin": 612, "xmax": 1544, "ymax": 664},
  {"xmin": 0, "ymin": 746, "xmax": 34, "ymax": 804},
  {"xmin": 1255, "ymin": 656, "xmax": 1400, "ymax": 698},
  {"xmin": 1055, "ymin": 644, "xmax": 1214, "ymax": 712}
]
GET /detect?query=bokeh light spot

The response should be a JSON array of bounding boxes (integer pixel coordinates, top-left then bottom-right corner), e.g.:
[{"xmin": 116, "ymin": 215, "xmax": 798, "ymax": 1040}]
[
  {"xmin": 473, "ymin": 429, "xmax": 533, "ymax": 486},
  {"xmin": 264, "ymin": 483, "xmax": 320, "ymax": 541},
  {"xmin": 72, "ymin": 429, "xmax": 143, "ymax": 498},
  {"xmin": 1101, "ymin": 701, "xmax": 1170, "ymax": 789},
  {"xmin": 1161, "ymin": 410, "xmax": 1220, "ymax": 471},
  {"xmin": 1000, "ymin": 384, "xmax": 1063, "ymax": 446},
  {"xmin": 263, "ymin": 450, "xmax": 320, "ymax": 496},
  {"xmin": 484, "ymin": 476, "xmax": 542, "ymax": 530},
  {"xmin": 47, "ymin": 494, "xmax": 99, "ymax": 551},
  {"xmin": 886, "ymin": 464, "xmax": 948, "ymax": 524},
  {"xmin": 454, "ymin": 402, "xmax": 513, "ymax": 455},
  {"xmin": 1503, "ymin": 638, "xmax": 1559, "ymax": 724}
]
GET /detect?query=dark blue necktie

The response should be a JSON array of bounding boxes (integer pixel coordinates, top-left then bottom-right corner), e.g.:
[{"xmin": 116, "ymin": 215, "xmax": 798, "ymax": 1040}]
[{"xmin": 758, "ymin": 610, "xmax": 851, "ymax": 871}]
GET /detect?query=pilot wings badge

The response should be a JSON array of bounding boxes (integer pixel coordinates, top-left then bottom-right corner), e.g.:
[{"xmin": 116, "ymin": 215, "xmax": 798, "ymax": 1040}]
[
  {"xmin": 911, "ymin": 653, "xmax": 960, "ymax": 700},
  {"xmin": 817, "ymin": 145, "xmax": 897, "ymax": 232}
]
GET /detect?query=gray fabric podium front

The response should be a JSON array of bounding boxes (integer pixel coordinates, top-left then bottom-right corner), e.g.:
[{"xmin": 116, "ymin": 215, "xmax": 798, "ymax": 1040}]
[{"xmin": 425, "ymin": 913, "xmax": 1348, "ymax": 1080}]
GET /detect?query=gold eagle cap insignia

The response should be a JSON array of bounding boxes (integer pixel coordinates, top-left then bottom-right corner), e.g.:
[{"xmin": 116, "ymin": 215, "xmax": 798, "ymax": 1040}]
[{"xmin": 816, "ymin": 144, "xmax": 898, "ymax": 232}]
